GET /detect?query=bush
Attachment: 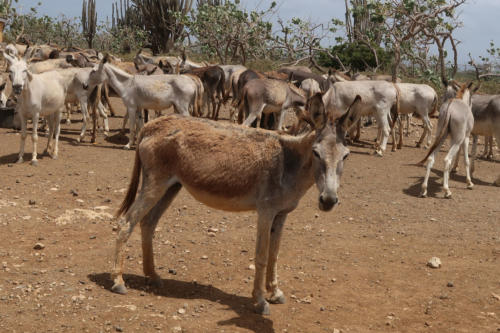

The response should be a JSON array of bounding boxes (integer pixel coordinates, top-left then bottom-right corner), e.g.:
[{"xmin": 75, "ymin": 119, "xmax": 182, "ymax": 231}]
[{"xmin": 318, "ymin": 41, "xmax": 392, "ymax": 72}]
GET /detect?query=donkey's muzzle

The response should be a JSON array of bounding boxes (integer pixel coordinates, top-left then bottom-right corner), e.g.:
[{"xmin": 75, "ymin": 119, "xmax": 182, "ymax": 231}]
[
  {"xmin": 319, "ymin": 195, "xmax": 338, "ymax": 211},
  {"xmin": 12, "ymin": 85, "xmax": 23, "ymax": 95}
]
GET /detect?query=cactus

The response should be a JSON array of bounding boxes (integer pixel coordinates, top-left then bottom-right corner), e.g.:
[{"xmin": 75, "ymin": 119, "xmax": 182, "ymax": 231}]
[
  {"xmin": 81, "ymin": 0, "xmax": 97, "ymax": 48},
  {"xmin": 132, "ymin": 0, "xmax": 193, "ymax": 54},
  {"xmin": 112, "ymin": 0, "xmax": 142, "ymax": 29}
]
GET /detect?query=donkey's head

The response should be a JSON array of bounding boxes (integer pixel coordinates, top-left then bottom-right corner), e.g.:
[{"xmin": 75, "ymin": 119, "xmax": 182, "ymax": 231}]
[
  {"xmin": 305, "ymin": 93, "xmax": 361, "ymax": 211},
  {"xmin": 88, "ymin": 53, "xmax": 110, "ymax": 86},
  {"xmin": 3, "ymin": 51, "xmax": 31, "ymax": 96},
  {"xmin": 443, "ymin": 80, "xmax": 475, "ymax": 107}
]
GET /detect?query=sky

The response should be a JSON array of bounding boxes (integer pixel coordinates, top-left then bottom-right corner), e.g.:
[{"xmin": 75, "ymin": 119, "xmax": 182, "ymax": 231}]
[{"xmin": 11, "ymin": 0, "xmax": 499, "ymax": 66}]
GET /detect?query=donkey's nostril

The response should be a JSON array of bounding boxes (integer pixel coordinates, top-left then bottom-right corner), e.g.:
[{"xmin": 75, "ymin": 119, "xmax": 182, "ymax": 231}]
[{"xmin": 319, "ymin": 194, "xmax": 337, "ymax": 211}]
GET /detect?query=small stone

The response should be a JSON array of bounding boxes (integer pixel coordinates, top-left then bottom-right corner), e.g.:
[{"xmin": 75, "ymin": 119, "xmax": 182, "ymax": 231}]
[
  {"xmin": 447, "ymin": 282, "xmax": 454, "ymax": 287},
  {"xmin": 333, "ymin": 329, "xmax": 341, "ymax": 333},
  {"xmin": 427, "ymin": 257, "xmax": 441, "ymax": 268},
  {"xmin": 201, "ymin": 255, "xmax": 208, "ymax": 260},
  {"xmin": 168, "ymin": 269, "xmax": 177, "ymax": 275},
  {"xmin": 76, "ymin": 199, "xmax": 84, "ymax": 203},
  {"xmin": 33, "ymin": 243, "xmax": 45, "ymax": 250},
  {"xmin": 115, "ymin": 326, "xmax": 123, "ymax": 332},
  {"xmin": 15, "ymin": 179, "xmax": 20, "ymax": 183},
  {"xmin": 248, "ymin": 264, "xmax": 255, "ymax": 270},
  {"xmin": 331, "ymin": 278, "xmax": 337, "ymax": 283},
  {"xmin": 177, "ymin": 308, "xmax": 186, "ymax": 314},
  {"xmin": 70, "ymin": 189, "xmax": 78, "ymax": 197},
  {"xmin": 171, "ymin": 326, "xmax": 182, "ymax": 333},
  {"xmin": 208, "ymin": 227, "xmax": 218, "ymax": 233},
  {"xmin": 314, "ymin": 213, "xmax": 319, "ymax": 218},
  {"xmin": 89, "ymin": 235, "xmax": 96, "ymax": 240},
  {"xmin": 491, "ymin": 293, "xmax": 500, "ymax": 301},
  {"xmin": 29, "ymin": 199, "xmax": 36, "ymax": 205},
  {"xmin": 430, "ymin": 218, "xmax": 437, "ymax": 222},
  {"xmin": 7, "ymin": 163, "xmax": 13, "ymax": 167}
]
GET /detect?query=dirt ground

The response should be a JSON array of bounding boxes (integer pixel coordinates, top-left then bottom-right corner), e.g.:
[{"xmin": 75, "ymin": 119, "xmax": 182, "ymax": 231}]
[{"xmin": 0, "ymin": 100, "xmax": 499, "ymax": 333}]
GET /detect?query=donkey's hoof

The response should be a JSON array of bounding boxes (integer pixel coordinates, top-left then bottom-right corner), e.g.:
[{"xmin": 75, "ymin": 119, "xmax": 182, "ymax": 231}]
[
  {"xmin": 76, "ymin": 137, "xmax": 82, "ymax": 143},
  {"xmin": 374, "ymin": 150, "xmax": 383, "ymax": 157},
  {"xmin": 123, "ymin": 144, "xmax": 131, "ymax": 150},
  {"xmin": 268, "ymin": 290, "xmax": 286, "ymax": 304},
  {"xmin": 30, "ymin": 160, "xmax": 38, "ymax": 166},
  {"xmin": 444, "ymin": 191, "xmax": 452, "ymax": 199},
  {"xmin": 111, "ymin": 283, "xmax": 128, "ymax": 295},
  {"xmin": 255, "ymin": 300, "xmax": 270, "ymax": 315},
  {"xmin": 467, "ymin": 183, "xmax": 474, "ymax": 190},
  {"xmin": 16, "ymin": 157, "xmax": 23, "ymax": 164},
  {"xmin": 420, "ymin": 191, "xmax": 427, "ymax": 198},
  {"xmin": 416, "ymin": 142, "xmax": 421, "ymax": 148}
]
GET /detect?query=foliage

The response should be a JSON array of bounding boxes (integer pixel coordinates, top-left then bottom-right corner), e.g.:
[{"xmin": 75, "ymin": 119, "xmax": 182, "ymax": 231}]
[{"xmin": 318, "ymin": 40, "xmax": 392, "ymax": 72}]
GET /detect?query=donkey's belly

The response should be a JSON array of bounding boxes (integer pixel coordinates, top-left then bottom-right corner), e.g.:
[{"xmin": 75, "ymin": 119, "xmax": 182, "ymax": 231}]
[{"xmin": 182, "ymin": 184, "xmax": 256, "ymax": 212}]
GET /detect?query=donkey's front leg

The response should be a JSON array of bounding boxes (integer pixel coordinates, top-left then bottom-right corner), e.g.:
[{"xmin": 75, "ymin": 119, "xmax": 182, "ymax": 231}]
[
  {"xmin": 30, "ymin": 113, "xmax": 40, "ymax": 165},
  {"xmin": 17, "ymin": 112, "xmax": 27, "ymax": 163},
  {"xmin": 252, "ymin": 210, "xmax": 275, "ymax": 315},
  {"xmin": 266, "ymin": 213, "xmax": 288, "ymax": 305},
  {"xmin": 124, "ymin": 107, "xmax": 136, "ymax": 150}
]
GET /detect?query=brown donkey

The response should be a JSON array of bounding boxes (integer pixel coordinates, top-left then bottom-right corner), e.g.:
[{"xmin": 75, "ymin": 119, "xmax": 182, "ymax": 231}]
[{"xmin": 111, "ymin": 94, "xmax": 361, "ymax": 315}]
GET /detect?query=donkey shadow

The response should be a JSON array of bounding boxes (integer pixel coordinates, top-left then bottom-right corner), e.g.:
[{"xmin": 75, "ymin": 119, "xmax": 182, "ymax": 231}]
[
  {"xmin": 404, "ymin": 166, "xmax": 493, "ymax": 198},
  {"xmin": 88, "ymin": 272, "xmax": 276, "ymax": 333}
]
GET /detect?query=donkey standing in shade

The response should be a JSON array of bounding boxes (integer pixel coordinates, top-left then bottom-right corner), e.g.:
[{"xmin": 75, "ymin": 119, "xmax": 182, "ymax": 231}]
[{"xmin": 110, "ymin": 93, "xmax": 361, "ymax": 315}]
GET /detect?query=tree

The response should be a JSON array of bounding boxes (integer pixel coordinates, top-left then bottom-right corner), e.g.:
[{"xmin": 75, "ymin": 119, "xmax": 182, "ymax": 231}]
[
  {"xmin": 379, "ymin": 0, "xmax": 466, "ymax": 82},
  {"xmin": 181, "ymin": 1, "xmax": 274, "ymax": 64}
]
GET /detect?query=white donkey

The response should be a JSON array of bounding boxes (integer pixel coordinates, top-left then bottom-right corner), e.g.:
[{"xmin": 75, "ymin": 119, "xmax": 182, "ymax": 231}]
[
  {"xmin": 419, "ymin": 82, "xmax": 475, "ymax": 198},
  {"xmin": 322, "ymin": 80, "xmax": 400, "ymax": 156},
  {"xmin": 87, "ymin": 55, "xmax": 199, "ymax": 149},
  {"xmin": 3, "ymin": 52, "xmax": 67, "ymax": 165}
]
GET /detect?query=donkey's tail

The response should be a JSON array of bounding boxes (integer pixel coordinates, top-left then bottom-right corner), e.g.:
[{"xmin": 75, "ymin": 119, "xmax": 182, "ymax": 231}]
[
  {"xmin": 429, "ymin": 93, "xmax": 439, "ymax": 117},
  {"xmin": 116, "ymin": 138, "xmax": 142, "ymax": 217},
  {"xmin": 418, "ymin": 101, "xmax": 451, "ymax": 165}
]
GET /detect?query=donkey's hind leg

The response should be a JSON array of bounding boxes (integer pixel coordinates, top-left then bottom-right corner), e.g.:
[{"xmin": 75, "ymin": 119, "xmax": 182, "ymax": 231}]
[
  {"xmin": 463, "ymin": 136, "xmax": 474, "ymax": 189},
  {"xmin": 443, "ymin": 141, "xmax": 462, "ymax": 198},
  {"xmin": 111, "ymin": 178, "xmax": 170, "ymax": 295},
  {"xmin": 140, "ymin": 183, "xmax": 182, "ymax": 288}
]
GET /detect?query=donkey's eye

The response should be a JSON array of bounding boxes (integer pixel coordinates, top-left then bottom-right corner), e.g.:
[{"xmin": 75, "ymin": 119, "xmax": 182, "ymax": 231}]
[{"xmin": 313, "ymin": 150, "xmax": 320, "ymax": 158}]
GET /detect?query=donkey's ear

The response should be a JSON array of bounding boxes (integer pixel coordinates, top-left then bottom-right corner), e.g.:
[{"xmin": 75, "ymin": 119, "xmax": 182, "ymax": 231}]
[
  {"xmin": 337, "ymin": 95, "xmax": 362, "ymax": 133},
  {"xmin": 3, "ymin": 51, "xmax": 14, "ymax": 64},
  {"xmin": 307, "ymin": 93, "xmax": 327, "ymax": 129}
]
